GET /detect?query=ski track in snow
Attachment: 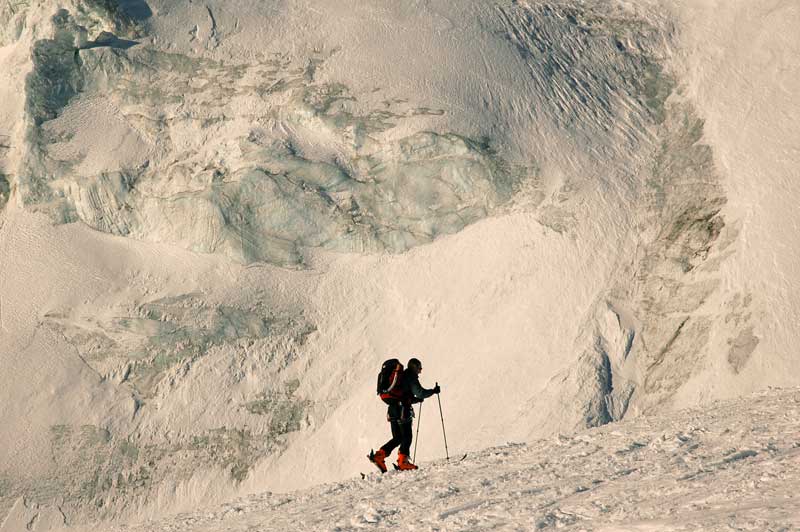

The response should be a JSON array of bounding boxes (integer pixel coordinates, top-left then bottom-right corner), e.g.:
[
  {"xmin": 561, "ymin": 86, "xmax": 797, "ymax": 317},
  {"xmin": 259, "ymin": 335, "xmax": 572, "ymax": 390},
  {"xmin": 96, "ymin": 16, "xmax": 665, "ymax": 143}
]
[{"xmin": 70, "ymin": 389, "xmax": 800, "ymax": 532}]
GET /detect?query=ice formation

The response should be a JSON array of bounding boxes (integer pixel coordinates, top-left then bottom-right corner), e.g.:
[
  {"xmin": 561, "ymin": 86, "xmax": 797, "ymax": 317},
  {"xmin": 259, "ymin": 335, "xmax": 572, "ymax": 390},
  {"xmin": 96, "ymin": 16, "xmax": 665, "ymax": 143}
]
[{"xmin": 0, "ymin": 0, "xmax": 797, "ymax": 529}]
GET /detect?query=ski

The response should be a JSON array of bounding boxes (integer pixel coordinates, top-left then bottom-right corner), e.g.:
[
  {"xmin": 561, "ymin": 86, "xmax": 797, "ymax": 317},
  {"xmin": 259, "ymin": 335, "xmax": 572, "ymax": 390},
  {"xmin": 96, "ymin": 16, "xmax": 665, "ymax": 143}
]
[
  {"xmin": 389, "ymin": 454, "xmax": 466, "ymax": 470},
  {"xmin": 391, "ymin": 463, "xmax": 418, "ymax": 471}
]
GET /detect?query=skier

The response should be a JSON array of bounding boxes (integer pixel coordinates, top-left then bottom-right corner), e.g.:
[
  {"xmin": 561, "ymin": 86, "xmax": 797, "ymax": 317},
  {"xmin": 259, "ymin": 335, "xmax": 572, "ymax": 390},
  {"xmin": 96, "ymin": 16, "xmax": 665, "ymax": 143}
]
[{"xmin": 369, "ymin": 357, "xmax": 440, "ymax": 472}]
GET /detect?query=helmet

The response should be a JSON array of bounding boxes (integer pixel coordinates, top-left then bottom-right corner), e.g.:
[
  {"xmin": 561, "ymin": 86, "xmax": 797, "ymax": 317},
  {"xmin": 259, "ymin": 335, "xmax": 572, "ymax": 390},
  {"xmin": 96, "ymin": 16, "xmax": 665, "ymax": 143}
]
[{"xmin": 407, "ymin": 358, "xmax": 422, "ymax": 371}]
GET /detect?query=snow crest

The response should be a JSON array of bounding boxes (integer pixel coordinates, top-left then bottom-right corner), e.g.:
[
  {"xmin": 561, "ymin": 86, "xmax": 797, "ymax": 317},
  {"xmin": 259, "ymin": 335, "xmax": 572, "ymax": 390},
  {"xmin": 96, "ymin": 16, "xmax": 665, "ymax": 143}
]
[{"xmin": 58, "ymin": 389, "xmax": 800, "ymax": 532}]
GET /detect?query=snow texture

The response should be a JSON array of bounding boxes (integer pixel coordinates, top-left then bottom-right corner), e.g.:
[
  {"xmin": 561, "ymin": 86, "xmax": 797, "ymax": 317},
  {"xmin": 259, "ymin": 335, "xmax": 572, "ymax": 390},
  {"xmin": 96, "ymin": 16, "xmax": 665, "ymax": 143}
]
[
  {"xmin": 0, "ymin": 0, "xmax": 798, "ymax": 529},
  {"xmin": 61, "ymin": 388, "xmax": 800, "ymax": 531}
]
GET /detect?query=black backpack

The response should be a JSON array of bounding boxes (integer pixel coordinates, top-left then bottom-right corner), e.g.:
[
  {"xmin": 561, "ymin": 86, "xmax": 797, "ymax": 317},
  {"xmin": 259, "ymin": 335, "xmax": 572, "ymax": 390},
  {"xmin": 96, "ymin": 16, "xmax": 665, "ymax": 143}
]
[{"xmin": 377, "ymin": 359, "xmax": 404, "ymax": 404}]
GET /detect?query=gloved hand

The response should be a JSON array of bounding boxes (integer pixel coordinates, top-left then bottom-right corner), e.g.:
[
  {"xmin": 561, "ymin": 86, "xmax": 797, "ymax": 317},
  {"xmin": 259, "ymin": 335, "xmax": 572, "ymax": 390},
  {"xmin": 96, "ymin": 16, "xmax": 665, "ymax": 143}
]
[{"xmin": 432, "ymin": 384, "xmax": 441, "ymax": 395}]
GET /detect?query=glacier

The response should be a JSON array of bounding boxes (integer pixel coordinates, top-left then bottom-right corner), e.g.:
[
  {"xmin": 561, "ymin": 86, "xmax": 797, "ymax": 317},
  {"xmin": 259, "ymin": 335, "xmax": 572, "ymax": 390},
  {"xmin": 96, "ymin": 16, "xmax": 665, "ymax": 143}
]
[{"xmin": 0, "ymin": 0, "xmax": 798, "ymax": 529}]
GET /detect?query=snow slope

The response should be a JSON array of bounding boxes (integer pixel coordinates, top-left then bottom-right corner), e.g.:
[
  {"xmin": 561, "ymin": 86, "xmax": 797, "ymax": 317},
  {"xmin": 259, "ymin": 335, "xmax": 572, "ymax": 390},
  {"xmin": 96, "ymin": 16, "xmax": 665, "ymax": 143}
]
[
  {"xmin": 0, "ymin": 0, "xmax": 798, "ymax": 529},
  {"xmin": 59, "ymin": 388, "xmax": 800, "ymax": 532}
]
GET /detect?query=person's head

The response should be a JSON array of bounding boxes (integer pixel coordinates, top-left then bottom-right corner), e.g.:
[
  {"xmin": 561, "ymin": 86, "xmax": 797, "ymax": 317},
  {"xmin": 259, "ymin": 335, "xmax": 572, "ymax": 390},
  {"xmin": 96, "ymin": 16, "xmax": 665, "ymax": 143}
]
[{"xmin": 407, "ymin": 357, "xmax": 422, "ymax": 375}]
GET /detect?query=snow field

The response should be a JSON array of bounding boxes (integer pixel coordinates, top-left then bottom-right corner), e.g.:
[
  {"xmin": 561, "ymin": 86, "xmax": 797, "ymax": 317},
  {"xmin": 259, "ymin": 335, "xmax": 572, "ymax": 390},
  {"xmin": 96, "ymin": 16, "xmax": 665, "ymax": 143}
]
[{"xmin": 61, "ymin": 388, "xmax": 800, "ymax": 532}]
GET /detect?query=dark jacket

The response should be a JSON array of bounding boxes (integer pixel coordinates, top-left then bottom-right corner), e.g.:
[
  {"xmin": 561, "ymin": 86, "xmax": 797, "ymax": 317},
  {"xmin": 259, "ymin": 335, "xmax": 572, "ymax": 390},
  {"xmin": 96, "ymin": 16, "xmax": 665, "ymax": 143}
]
[
  {"xmin": 387, "ymin": 368, "xmax": 434, "ymax": 422},
  {"xmin": 401, "ymin": 368, "xmax": 435, "ymax": 404}
]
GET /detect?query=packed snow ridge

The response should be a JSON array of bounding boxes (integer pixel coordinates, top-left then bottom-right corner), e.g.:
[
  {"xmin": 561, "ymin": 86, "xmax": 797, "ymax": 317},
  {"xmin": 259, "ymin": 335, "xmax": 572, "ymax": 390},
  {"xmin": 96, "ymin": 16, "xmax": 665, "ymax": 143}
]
[
  {"xmin": 54, "ymin": 388, "xmax": 800, "ymax": 532},
  {"xmin": 0, "ymin": 0, "xmax": 798, "ymax": 530}
]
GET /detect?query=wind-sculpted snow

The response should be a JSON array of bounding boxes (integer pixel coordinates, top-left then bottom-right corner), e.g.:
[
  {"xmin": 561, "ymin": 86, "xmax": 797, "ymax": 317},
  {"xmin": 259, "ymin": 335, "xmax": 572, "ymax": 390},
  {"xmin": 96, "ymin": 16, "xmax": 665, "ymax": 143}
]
[
  {"xmin": 57, "ymin": 389, "xmax": 800, "ymax": 532},
  {"xmin": 496, "ymin": 2, "xmax": 670, "ymax": 138}
]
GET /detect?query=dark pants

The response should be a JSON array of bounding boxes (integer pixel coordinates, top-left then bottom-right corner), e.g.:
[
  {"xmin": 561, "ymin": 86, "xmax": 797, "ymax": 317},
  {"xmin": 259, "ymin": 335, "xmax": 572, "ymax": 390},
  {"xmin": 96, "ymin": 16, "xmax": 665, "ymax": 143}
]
[
  {"xmin": 381, "ymin": 418, "xmax": 413, "ymax": 456},
  {"xmin": 380, "ymin": 402, "xmax": 414, "ymax": 456}
]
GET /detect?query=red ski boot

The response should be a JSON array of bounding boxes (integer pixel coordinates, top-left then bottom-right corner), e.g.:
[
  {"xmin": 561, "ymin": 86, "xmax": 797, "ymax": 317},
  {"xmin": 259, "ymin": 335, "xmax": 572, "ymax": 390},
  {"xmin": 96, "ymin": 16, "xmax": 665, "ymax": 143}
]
[
  {"xmin": 396, "ymin": 453, "xmax": 418, "ymax": 471},
  {"xmin": 368, "ymin": 449, "xmax": 387, "ymax": 473}
]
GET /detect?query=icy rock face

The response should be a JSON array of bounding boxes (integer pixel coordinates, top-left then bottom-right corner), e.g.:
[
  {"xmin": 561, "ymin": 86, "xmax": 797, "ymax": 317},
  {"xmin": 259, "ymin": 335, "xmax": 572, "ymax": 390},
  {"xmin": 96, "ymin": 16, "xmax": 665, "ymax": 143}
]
[
  {"xmin": 0, "ymin": 173, "xmax": 9, "ymax": 211},
  {"xmin": 502, "ymin": 12, "xmax": 742, "ymax": 428},
  {"xmin": 609, "ymin": 98, "xmax": 732, "ymax": 415},
  {"xmin": 533, "ymin": 97, "xmax": 737, "ymax": 431}
]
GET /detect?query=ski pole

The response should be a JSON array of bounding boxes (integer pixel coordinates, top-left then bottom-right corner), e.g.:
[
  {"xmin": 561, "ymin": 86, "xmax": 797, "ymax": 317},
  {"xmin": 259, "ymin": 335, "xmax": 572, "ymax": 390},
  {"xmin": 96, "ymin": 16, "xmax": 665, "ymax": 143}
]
[
  {"xmin": 413, "ymin": 402, "xmax": 422, "ymax": 464},
  {"xmin": 436, "ymin": 383, "xmax": 449, "ymax": 461}
]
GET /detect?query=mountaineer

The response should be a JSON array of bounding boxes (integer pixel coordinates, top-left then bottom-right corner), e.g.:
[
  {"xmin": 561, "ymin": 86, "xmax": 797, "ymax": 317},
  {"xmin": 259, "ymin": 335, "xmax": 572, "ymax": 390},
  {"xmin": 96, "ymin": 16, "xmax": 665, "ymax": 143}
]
[{"xmin": 368, "ymin": 357, "xmax": 440, "ymax": 472}]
